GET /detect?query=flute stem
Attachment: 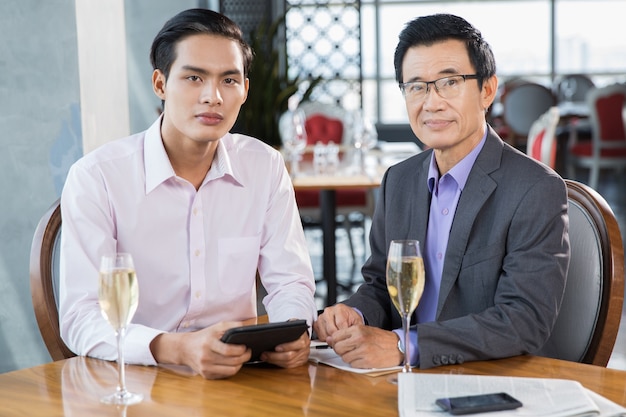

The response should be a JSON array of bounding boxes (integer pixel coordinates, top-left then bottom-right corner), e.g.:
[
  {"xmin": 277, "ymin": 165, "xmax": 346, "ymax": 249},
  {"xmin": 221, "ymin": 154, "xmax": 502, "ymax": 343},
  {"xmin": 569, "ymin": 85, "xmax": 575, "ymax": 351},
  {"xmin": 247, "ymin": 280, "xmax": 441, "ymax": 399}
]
[{"xmin": 402, "ymin": 313, "xmax": 411, "ymax": 373}]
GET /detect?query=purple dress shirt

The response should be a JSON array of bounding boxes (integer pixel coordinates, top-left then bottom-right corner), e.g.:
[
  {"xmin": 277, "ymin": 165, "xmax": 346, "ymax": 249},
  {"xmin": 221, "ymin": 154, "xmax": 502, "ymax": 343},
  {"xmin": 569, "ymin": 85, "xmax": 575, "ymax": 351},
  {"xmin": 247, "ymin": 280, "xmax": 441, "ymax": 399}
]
[{"xmin": 394, "ymin": 129, "xmax": 488, "ymax": 365}]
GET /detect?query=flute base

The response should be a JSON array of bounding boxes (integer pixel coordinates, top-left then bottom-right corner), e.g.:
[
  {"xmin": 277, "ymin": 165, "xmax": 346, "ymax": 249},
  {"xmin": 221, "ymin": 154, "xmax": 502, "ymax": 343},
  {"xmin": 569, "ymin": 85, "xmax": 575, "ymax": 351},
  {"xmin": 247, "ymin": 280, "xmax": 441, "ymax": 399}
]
[
  {"xmin": 387, "ymin": 367, "xmax": 412, "ymax": 385},
  {"xmin": 101, "ymin": 391, "xmax": 143, "ymax": 406}
]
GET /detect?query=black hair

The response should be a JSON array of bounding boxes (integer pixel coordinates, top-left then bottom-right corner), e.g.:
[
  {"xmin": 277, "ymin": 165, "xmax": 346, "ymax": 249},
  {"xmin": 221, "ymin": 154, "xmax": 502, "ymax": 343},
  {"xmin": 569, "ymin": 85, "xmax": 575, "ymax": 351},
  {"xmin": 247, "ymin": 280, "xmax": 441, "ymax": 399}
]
[
  {"xmin": 393, "ymin": 14, "xmax": 496, "ymax": 89},
  {"xmin": 149, "ymin": 8, "xmax": 254, "ymax": 80}
]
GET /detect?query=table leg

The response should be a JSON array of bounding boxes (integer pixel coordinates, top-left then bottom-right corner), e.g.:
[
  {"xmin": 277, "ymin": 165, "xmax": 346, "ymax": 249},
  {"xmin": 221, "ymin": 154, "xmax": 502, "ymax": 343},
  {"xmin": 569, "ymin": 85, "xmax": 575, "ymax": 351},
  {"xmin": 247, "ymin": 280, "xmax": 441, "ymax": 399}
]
[{"xmin": 320, "ymin": 189, "xmax": 337, "ymax": 306}]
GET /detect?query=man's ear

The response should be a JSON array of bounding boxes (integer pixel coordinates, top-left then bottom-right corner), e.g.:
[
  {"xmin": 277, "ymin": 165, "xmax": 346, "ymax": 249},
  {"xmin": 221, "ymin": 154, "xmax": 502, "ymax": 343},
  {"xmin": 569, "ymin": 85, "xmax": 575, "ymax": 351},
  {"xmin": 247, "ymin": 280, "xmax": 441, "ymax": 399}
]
[
  {"xmin": 481, "ymin": 75, "xmax": 498, "ymax": 110},
  {"xmin": 152, "ymin": 69, "xmax": 166, "ymax": 100},
  {"xmin": 242, "ymin": 77, "xmax": 250, "ymax": 104}
]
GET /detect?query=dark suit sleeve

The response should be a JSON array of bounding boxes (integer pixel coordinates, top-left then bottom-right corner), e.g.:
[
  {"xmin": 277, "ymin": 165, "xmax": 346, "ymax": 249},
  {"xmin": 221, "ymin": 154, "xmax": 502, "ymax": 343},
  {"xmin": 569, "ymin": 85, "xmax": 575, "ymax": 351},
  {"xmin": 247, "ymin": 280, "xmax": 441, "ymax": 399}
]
[{"xmin": 343, "ymin": 154, "xmax": 430, "ymax": 331}]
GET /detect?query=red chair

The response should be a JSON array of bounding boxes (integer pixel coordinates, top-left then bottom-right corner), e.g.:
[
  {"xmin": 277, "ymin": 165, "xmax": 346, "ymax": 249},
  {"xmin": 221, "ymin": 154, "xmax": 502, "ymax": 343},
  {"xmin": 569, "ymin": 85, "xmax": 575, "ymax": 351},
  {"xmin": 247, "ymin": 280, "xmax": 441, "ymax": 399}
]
[
  {"xmin": 305, "ymin": 113, "xmax": 344, "ymax": 146},
  {"xmin": 526, "ymin": 107, "xmax": 560, "ymax": 169},
  {"xmin": 567, "ymin": 84, "xmax": 626, "ymax": 189}
]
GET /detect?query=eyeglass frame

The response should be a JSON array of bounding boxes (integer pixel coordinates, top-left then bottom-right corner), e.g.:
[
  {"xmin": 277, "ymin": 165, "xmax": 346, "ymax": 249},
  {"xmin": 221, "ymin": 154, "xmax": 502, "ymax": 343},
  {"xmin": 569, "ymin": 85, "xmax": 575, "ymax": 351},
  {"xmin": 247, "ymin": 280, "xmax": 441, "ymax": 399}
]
[{"xmin": 399, "ymin": 74, "xmax": 480, "ymax": 101}]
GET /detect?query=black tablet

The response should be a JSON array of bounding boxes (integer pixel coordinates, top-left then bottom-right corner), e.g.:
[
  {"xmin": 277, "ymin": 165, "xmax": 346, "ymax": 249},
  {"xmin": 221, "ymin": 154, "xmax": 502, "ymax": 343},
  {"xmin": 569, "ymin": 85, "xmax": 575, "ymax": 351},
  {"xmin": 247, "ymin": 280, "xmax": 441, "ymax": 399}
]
[{"xmin": 220, "ymin": 320, "xmax": 309, "ymax": 362}]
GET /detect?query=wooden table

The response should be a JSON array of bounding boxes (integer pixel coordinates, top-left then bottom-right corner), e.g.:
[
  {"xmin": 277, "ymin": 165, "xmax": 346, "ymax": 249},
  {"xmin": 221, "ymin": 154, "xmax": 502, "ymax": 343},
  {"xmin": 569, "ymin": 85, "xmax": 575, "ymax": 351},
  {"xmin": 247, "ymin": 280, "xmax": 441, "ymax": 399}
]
[{"xmin": 1, "ymin": 355, "xmax": 625, "ymax": 416}]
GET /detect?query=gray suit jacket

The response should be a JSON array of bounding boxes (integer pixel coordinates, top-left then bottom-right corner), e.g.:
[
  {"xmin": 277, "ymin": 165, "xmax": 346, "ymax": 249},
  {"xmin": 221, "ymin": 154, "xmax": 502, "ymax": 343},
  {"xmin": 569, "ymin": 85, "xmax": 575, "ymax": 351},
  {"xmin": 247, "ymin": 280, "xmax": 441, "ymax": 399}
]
[{"xmin": 344, "ymin": 127, "xmax": 570, "ymax": 369}]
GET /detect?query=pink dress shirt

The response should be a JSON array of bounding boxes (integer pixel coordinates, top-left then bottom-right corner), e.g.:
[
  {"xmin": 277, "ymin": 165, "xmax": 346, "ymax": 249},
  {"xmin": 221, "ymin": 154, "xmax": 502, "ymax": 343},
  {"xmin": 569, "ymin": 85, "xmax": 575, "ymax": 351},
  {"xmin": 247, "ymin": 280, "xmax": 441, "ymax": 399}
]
[{"xmin": 59, "ymin": 117, "xmax": 317, "ymax": 365}]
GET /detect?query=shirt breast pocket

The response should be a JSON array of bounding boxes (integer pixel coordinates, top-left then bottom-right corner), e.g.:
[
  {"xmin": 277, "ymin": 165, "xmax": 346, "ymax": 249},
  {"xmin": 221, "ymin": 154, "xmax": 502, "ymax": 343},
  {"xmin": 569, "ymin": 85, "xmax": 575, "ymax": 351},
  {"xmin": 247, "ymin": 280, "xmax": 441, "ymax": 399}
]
[{"xmin": 217, "ymin": 235, "xmax": 261, "ymax": 295}]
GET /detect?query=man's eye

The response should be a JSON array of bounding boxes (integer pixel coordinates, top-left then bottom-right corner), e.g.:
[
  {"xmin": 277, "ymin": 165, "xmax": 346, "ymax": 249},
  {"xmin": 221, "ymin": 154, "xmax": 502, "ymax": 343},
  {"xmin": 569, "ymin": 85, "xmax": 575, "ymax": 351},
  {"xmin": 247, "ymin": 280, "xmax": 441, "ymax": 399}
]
[
  {"xmin": 409, "ymin": 83, "xmax": 425, "ymax": 93},
  {"xmin": 443, "ymin": 78, "xmax": 458, "ymax": 87},
  {"xmin": 187, "ymin": 75, "xmax": 201, "ymax": 82}
]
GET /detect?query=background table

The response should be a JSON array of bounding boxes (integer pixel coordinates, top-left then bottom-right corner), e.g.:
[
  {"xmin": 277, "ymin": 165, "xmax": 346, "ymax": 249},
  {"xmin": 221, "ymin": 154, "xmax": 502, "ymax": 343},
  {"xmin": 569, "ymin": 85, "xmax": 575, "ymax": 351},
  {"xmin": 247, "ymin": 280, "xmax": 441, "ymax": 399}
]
[
  {"xmin": 1, "ymin": 355, "xmax": 625, "ymax": 416},
  {"xmin": 292, "ymin": 173, "xmax": 382, "ymax": 306},
  {"xmin": 290, "ymin": 143, "xmax": 421, "ymax": 306}
]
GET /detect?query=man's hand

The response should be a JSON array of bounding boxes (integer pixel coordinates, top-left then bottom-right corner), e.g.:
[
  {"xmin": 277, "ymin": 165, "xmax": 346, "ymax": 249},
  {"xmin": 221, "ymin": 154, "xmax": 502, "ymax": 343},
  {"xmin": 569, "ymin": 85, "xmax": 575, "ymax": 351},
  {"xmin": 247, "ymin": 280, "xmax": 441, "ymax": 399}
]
[
  {"xmin": 328, "ymin": 325, "xmax": 403, "ymax": 369},
  {"xmin": 313, "ymin": 304, "xmax": 364, "ymax": 341},
  {"xmin": 260, "ymin": 330, "xmax": 311, "ymax": 368},
  {"xmin": 150, "ymin": 321, "xmax": 252, "ymax": 380}
]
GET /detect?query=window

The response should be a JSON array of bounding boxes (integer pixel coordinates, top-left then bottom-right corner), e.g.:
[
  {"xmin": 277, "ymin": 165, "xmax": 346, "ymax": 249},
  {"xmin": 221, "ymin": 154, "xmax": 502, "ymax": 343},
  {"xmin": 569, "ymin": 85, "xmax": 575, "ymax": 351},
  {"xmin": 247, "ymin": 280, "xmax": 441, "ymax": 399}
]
[
  {"xmin": 364, "ymin": 0, "xmax": 626, "ymax": 125},
  {"xmin": 286, "ymin": 0, "xmax": 626, "ymax": 127}
]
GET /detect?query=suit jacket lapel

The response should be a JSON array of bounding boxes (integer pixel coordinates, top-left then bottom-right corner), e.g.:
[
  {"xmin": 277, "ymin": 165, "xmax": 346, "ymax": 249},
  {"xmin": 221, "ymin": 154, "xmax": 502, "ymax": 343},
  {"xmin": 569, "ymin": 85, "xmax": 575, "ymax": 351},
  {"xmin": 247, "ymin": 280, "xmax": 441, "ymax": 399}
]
[
  {"xmin": 411, "ymin": 155, "xmax": 432, "ymax": 245},
  {"xmin": 436, "ymin": 128, "xmax": 503, "ymax": 317}
]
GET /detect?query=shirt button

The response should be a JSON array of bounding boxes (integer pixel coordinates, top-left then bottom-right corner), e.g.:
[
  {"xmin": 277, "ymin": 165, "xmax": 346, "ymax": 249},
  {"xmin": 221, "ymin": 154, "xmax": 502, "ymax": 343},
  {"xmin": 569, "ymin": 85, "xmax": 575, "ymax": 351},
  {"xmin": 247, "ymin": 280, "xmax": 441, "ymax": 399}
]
[
  {"xmin": 442, "ymin": 208, "xmax": 449, "ymax": 215},
  {"xmin": 193, "ymin": 208, "xmax": 198, "ymax": 215},
  {"xmin": 195, "ymin": 291, "xmax": 201, "ymax": 299},
  {"xmin": 194, "ymin": 249, "xmax": 201, "ymax": 257},
  {"xmin": 437, "ymin": 252, "xmax": 443, "ymax": 260}
]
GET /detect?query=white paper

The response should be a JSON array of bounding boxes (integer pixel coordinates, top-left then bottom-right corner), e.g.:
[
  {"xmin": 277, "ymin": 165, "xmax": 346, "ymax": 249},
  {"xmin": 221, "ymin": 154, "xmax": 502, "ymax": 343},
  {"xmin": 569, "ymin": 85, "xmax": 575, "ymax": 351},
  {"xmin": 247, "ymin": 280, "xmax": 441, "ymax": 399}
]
[
  {"xmin": 398, "ymin": 373, "xmax": 626, "ymax": 417},
  {"xmin": 308, "ymin": 345, "xmax": 402, "ymax": 376}
]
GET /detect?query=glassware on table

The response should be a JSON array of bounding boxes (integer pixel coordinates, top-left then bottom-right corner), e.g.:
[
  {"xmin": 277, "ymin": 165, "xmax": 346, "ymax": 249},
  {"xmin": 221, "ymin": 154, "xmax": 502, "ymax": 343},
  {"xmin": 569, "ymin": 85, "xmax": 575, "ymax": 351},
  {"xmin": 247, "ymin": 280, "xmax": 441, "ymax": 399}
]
[
  {"xmin": 325, "ymin": 141, "xmax": 340, "ymax": 175},
  {"xmin": 386, "ymin": 240, "xmax": 425, "ymax": 381},
  {"xmin": 98, "ymin": 252, "xmax": 143, "ymax": 405},
  {"xmin": 283, "ymin": 107, "xmax": 308, "ymax": 177},
  {"xmin": 350, "ymin": 109, "xmax": 378, "ymax": 174},
  {"xmin": 313, "ymin": 141, "xmax": 327, "ymax": 175}
]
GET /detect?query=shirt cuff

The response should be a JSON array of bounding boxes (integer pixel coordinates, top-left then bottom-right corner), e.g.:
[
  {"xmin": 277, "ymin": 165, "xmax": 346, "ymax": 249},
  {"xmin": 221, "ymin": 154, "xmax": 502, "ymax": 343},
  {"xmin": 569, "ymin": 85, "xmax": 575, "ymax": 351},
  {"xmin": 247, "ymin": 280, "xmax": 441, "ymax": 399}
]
[
  {"xmin": 125, "ymin": 325, "xmax": 167, "ymax": 366},
  {"xmin": 393, "ymin": 328, "xmax": 419, "ymax": 366},
  {"xmin": 352, "ymin": 307, "xmax": 367, "ymax": 324}
]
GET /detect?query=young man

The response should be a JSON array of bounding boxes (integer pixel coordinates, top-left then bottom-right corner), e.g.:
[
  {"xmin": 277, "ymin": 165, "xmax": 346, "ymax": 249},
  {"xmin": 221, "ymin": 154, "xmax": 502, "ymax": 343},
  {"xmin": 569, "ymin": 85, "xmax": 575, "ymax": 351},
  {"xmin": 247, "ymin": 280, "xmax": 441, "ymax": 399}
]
[
  {"xmin": 59, "ymin": 9, "xmax": 317, "ymax": 379},
  {"xmin": 314, "ymin": 14, "xmax": 570, "ymax": 369}
]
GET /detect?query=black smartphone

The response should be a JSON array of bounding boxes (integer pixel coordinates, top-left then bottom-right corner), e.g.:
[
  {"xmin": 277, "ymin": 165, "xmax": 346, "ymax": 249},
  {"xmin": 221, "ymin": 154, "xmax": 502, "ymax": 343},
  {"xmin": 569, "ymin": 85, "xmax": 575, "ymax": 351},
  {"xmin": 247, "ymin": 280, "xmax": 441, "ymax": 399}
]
[
  {"xmin": 220, "ymin": 320, "xmax": 309, "ymax": 363},
  {"xmin": 435, "ymin": 392, "xmax": 522, "ymax": 415}
]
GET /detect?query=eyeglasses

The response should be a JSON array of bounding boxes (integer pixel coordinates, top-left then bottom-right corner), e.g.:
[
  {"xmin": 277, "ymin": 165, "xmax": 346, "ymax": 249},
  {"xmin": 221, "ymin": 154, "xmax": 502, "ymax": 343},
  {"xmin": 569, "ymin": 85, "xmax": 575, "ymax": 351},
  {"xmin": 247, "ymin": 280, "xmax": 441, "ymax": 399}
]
[{"xmin": 399, "ymin": 74, "xmax": 479, "ymax": 101}]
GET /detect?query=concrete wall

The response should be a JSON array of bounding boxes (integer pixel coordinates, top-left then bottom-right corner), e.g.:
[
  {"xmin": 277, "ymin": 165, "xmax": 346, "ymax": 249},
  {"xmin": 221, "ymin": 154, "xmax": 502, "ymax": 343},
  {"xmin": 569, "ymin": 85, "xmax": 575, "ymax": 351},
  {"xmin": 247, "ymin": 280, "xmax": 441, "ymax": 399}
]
[
  {"xmin": 0, "ymin": 0, "xmax": 81, "ymax": 372},
  {"xmin": 0, "ymin": 0, "xmax": 199, "ymax": 373},
  {"xmin": 125, "ymin": 0, "xmax": 200, "ymax": 132}
]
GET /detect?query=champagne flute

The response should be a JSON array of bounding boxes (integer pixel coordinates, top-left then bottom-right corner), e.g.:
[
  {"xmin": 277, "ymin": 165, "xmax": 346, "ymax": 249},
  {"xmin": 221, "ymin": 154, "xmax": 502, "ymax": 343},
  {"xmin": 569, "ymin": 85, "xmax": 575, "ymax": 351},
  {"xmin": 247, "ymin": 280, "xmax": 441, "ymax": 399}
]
[
  {"xmin": 98, "ymin": 253, "xmax": 142, "ymax": 405},
  {"xmin": 350, "ymin": 109, "xmax": 377, "ymax": 174},
  {"xmin": 386, "ymin": 240, "xmax": 425, "ymax": 378}
]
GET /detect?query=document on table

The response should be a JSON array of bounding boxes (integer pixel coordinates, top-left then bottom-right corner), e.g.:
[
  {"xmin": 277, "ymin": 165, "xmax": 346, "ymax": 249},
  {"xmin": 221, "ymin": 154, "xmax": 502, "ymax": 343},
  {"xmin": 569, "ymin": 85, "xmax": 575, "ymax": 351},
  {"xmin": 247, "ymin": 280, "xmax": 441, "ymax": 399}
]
[
  {"xmin": 398, "ymin": 373, "xmax": 626, "ymax": 417},
  {"xmin": 308, "ymin": 342, "xmax": 402, "ymax": 377}
]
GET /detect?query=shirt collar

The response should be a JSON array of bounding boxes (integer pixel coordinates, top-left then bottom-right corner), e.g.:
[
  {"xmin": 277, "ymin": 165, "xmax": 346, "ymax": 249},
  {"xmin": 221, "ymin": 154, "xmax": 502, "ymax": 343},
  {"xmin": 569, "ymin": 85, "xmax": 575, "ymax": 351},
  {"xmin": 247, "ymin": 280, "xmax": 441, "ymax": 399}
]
[
  {"xmin": 203, "ymin": 137, "xmax": 238, "ymax": 186},
  {"xmin": 144, "ymin": 116, "xmax": 241, "ymax": 194},
  {"xmin": 144, "ymin": 116, "xmax": 175, "ymax": 194},
  {"xmin": 427, "ymin": 126, "xmax": 488, "ymax": 193}
]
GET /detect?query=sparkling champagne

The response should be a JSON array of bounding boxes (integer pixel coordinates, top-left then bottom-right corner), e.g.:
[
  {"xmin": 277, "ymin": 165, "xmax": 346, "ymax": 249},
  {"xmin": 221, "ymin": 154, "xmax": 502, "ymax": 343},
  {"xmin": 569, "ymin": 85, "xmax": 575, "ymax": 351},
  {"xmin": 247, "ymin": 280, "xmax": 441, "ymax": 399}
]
[
  {"xmin": 386, "ymin": 256, "xmax": 425, "ymax": 315},
  {"xmin": 99, "ymin": 269, "xmax": 139, "ymax": 329}
]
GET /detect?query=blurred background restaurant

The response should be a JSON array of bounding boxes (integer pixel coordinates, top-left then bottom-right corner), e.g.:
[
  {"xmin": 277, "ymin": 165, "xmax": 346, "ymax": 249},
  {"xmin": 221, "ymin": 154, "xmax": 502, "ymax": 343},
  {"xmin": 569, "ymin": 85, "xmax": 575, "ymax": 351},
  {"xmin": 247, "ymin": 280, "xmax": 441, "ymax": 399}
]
[{"xmin": 1, "ymin": 0, "xmax": 625, "ymax": 374}]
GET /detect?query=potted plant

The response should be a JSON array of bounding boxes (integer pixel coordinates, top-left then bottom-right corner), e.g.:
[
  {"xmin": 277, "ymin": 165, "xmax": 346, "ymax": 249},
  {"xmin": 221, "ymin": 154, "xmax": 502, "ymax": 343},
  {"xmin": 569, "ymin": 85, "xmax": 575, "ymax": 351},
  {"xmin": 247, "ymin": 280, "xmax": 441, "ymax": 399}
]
[{"xmin": 235, "ymin": 14, "xmax": 321, "ymax": 148}]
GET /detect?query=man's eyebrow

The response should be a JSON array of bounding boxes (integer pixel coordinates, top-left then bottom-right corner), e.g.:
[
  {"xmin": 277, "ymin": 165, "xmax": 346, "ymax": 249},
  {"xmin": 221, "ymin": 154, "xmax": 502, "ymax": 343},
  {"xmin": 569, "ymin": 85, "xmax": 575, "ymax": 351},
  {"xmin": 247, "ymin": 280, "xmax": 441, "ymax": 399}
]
[
  {"xmin": 180, "ymin": 65, "xmax": 243, "ymax": 77},
  {"xmin": 404, "ymin": 68, "xmax": 461, "ymax": 83}
]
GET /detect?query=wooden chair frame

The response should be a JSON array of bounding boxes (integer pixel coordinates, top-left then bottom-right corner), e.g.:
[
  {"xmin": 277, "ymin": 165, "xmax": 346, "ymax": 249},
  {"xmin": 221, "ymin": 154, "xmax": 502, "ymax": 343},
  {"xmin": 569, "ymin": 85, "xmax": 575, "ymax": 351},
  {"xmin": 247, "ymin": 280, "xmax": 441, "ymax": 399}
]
[
  {"xmin": 562, "ymin": 179, "xmax": 624, "ymax": 365},
  {"xmin": 30, "ymin": 199, "xmax": 76, "ymax": 361}
]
